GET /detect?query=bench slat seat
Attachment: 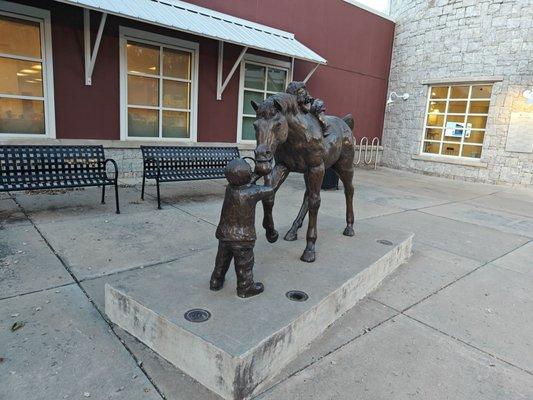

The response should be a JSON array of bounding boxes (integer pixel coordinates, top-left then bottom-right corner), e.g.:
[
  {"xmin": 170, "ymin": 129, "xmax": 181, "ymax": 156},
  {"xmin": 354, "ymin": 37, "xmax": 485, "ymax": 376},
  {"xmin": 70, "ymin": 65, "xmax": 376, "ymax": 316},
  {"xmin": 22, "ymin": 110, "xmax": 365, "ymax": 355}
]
[
  {"xmin": 0, "ymin": 145, "xmax": 120, "ymax": 213},
  {"xmin": 141, "ymin": 145, "xmax": 240, "ymax": 209}
]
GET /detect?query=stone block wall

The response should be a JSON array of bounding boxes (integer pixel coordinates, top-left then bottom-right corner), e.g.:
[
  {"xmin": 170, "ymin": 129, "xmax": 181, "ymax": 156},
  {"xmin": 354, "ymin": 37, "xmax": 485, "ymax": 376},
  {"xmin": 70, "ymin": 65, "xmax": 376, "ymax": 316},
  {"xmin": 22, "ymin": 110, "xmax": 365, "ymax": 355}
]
[{"xmin": 382, "ymin": 0, "xmax": 533, "ymax": 186}]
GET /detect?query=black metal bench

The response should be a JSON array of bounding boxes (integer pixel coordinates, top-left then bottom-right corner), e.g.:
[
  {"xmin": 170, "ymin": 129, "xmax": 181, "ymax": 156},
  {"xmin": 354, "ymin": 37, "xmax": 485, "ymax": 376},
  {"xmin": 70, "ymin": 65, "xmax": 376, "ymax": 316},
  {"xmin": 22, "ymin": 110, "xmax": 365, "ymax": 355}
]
[
  {"xmin": 141, "ymin": 146, "xmax": 240, "ymax": 209},
  {"xmin": 0, "ymin": 145, "xmax": 120, "ymax": 213}
]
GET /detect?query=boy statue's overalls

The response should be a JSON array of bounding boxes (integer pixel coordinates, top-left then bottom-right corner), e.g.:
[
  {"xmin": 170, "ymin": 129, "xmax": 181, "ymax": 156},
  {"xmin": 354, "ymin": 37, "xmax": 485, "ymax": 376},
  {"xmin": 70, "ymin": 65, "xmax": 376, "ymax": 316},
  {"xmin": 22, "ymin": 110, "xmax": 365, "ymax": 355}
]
[
  {"xmin": 210, "ymin": 158, "xmax": 274, "ymax": 298},
  {"xmin": 286, "ymin": 81, "xmax": 330, "ymax": 136}
]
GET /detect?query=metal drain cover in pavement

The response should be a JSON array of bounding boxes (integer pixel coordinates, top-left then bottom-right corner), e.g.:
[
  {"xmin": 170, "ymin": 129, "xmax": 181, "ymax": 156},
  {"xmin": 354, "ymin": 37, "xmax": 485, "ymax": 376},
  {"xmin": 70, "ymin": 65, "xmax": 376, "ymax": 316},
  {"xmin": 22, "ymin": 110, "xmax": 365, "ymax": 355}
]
[
  {"xmin": 286, "ymin": 290, "xmax": 309, "ymax": 302},
  {"xmin": 184, "ymin": 309, "xmax": 211, "ymax": 323},
  {"xmin": 377, "ymin": 239, "xmax": 393, "ymax": 246}
]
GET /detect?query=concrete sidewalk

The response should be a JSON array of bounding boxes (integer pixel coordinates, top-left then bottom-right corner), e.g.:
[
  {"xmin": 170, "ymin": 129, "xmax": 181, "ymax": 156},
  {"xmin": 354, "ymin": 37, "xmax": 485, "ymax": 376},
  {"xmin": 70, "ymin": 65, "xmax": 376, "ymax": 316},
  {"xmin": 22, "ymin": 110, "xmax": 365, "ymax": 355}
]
[{"xmin": 1, "ymin": 167, "xmax": 532, "ymax": 399}]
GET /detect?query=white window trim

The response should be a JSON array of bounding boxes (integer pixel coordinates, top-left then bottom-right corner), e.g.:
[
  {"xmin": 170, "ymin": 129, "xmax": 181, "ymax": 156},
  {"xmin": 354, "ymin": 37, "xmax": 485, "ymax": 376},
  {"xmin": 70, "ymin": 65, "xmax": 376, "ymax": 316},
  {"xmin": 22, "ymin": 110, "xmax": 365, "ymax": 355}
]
[
  {"xmin": 420, "ymin": 83, "xmax": 492, "ymax": 161},
  {"xmin": 119, "ymin": 26, "xmax": 199, "ymax": 142},
  {"xmin": 237, "ymin": 54, "xmax": 291, "ymax": 144},
  {"xmin": 0, "ymin": 0, "xmax": 56, "ymax": 139}
]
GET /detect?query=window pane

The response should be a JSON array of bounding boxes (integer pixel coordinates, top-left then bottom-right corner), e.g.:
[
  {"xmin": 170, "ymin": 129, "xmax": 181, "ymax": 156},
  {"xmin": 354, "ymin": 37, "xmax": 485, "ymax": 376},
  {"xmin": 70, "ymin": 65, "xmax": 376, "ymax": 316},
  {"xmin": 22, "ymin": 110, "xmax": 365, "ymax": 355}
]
[
  {"xmin": 430, "ymin": 87, "xmax": 448, "ymax": 99},
  {"xmin": 467, "ymin": 115, "xmax": 487, "ymax": 129},
  {"xmin": 450, "ymin": 86, "xmax": 469, "ymax": 98},
  {"xmin": 163, "ymin": 80, "xmax": 189, "ymax": 109},
  {"xmin": 128, "ymin": 108, "xmax": 158, "ymax": 137},
  {"xmin": 426, "ymin": 113, "xmax": 444, "ymax": 127},
  {"xmin": 425, "ymin": 128, "xmax": 442, "ymax": 141},
  {"xmin": 423, "ymin": 142, "xmax": 440, "ymax": 154},
  {"xmin": 447, "ymin": 101, "xmax": 467, "ymax": 114},
  {"xmin": 464, "ymin": 130, "xmax": 484, "ymax": 144},
  {"xmin": 244, "ymin": 64, "xmax": 265, "ymax": 90},
  {"xmin": 0, "ymin": 16, "xmax": 41, "ymax": 58},
  {"xmin": 267, "ymin": 68, "xmax": 286, "ymax": 92},
  {"xmin": 242, "ymin": 117, "xmax": 256, "ymax": 140},
  {"xmin": 0, "ymin": 98, "xmax": 44, "ymax": 134},
  {"xmin": 162, "ymin": 110, "xmax": 189, "ymax": 138},
  {"xmin": 0, "ymin": 58, "xmax": 43, "ymax": 97},
  {"xmin": 243, "ymin": 90, "xmax": 264, "ymax": 115},
  {"xmin": 428, "ymin": 101, "xmax": 446, "ymax": 114},
  {"xmin": 471, "ymin": 85, "xmax": 492, "ymax": 99},
  {"xmin": 469, "ymin": 101, "xmax": 490, "ymax": 114},
  {"xmin": 127, "ymin": 42, "xmax": 159, "ymax": 75},
  {"xmin": 163, "ymin": 48, "xmax": 190, "ymax": 79},
  {"xmin": 128, "ymin": 75, "xmax": 158, "ymax": 106},
  {"xmin": 441, "ymin": 143, "xmax": 460, "ymax": 156},
  {"xmin": 447, "ymin": 114, "xmax": 466, "ymax": 123},
  {"xmin": 462, "ymin": 145, "xmax": 482, "ymax": 158}
]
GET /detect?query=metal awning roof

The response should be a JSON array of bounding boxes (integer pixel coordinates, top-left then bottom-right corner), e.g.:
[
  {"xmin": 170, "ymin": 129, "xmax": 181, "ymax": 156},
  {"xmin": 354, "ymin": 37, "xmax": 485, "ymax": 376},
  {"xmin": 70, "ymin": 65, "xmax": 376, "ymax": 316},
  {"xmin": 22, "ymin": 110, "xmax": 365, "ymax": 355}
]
[{"xmin": 53, "ymin": 0, "xmax": 327, "ymax": 64}]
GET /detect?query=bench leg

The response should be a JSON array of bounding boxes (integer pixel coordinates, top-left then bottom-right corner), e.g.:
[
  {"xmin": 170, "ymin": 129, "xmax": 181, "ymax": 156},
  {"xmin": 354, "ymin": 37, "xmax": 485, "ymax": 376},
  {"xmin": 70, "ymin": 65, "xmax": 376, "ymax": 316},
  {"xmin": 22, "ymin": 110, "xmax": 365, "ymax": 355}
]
[
  {"xmin": 114, "ymin": 182, "xmax": 120, "ymax": 214},
  {"xmin": 156, "ymin": 179, "xmax": 161, "ymax": 210},
  {"xmin": 101, "ymin": 185, "xmax": 106, "ymax": 204},
  {"xmin": 141, "ymin": 174, "xmax": 146, "ymax": 200}
]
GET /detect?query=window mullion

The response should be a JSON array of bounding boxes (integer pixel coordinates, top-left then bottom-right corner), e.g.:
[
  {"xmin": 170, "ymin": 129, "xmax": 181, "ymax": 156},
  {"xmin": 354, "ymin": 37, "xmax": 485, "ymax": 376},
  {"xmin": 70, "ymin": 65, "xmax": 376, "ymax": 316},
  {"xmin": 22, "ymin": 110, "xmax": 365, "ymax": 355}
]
[
  {"xmin": 159, "ymin": 46, "xmax": 163, "ymax": 139},
  {"xmin": 460, "ymin": 85, "xmax": 473, "ymax": 156},
  {"xmin": 263, "ymin": 66, "xmax": 268, "ymax": 100}
]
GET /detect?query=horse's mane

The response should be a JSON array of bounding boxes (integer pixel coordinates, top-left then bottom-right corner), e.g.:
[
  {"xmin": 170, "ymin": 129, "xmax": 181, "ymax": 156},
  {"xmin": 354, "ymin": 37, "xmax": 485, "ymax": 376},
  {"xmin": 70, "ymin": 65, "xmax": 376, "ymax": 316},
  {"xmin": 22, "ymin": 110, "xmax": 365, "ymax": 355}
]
[{"xmin": 257, "ymin": 92, "xmax": 298, "ymax": 117}]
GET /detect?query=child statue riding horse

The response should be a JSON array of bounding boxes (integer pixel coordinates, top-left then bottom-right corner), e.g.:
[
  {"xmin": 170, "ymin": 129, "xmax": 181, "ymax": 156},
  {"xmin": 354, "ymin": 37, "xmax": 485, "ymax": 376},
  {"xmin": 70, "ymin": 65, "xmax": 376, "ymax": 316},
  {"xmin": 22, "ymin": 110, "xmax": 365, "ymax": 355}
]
[{"xmin": 252, "ymin": 81, "xmax": 356, "ymax": 263}]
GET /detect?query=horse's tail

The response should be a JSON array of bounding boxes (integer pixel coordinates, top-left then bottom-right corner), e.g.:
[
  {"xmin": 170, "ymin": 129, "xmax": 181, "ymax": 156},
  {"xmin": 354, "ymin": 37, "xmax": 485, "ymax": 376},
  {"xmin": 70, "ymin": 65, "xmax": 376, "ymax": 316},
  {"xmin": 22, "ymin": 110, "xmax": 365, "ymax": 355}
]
[{"xmin": 342, "ymin": 114, "xmax": 355, "ymax": 131}]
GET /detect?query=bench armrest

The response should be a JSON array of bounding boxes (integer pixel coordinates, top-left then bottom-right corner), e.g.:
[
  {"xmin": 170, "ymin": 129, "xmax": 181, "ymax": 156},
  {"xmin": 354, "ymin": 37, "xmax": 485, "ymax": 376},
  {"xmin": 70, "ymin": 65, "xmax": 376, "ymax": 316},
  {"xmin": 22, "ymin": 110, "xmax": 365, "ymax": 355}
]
[{"xmin": 104, "ymin": 158, "xmax": 119, "ymax": 182}]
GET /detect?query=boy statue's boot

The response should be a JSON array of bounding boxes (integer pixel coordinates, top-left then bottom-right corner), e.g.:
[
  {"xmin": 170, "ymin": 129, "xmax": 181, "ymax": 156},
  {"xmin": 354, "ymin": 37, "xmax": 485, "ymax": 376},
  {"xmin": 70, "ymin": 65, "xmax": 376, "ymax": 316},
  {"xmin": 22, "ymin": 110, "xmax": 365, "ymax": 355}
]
[
  {"xmin": 236, "ymin": 262, "xmax": 264, "ymax": 298},
  {"xmin": 209, "ymin": 272, "xmax": 225, "ymax": 291},
  {"xmin": 237, "ymin": 281, "xmax": 264, "ymax": 298}
]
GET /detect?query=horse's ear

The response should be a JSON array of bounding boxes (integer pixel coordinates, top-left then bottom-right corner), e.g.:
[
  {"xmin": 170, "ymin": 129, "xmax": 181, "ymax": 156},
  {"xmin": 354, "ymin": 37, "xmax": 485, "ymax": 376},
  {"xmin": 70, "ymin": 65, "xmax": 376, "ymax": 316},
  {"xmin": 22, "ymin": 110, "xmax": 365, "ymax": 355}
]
[
  {"xmin": 251, "ymin": 100, "xmax": 259, "ymax": 112},
  {"xmin": 273, "ymin": 98, "xmax": 283, "ymax": 112}
]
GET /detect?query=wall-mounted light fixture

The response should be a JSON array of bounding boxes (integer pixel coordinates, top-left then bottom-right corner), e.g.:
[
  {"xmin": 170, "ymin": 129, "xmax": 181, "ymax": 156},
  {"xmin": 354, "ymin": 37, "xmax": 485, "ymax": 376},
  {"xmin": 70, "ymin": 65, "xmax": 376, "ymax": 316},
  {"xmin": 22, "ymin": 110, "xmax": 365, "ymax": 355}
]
[
  {"xmin": 386, "ymin": 91, "xmax": 410, "ymax": 106},
  {"xmin": 523, "ymin": 88, "xmax": 533, "ymax": 105}
]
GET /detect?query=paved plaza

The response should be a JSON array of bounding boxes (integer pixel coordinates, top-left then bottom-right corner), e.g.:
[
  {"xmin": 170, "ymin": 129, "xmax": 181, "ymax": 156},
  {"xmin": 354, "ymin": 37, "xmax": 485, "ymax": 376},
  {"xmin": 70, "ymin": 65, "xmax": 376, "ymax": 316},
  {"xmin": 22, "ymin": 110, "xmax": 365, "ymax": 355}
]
[{"xmin": 1, "ymin": 168, "xmax": 532, "ymax": 400}]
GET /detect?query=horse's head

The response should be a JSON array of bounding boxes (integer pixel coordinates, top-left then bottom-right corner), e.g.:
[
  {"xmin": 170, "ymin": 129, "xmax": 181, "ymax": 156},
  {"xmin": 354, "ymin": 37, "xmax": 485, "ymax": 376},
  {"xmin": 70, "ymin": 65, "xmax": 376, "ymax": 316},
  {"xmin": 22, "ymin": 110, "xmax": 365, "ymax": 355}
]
[{"xmin": 251, "ymin": 95, "xmax": 291, "ymax": 176}]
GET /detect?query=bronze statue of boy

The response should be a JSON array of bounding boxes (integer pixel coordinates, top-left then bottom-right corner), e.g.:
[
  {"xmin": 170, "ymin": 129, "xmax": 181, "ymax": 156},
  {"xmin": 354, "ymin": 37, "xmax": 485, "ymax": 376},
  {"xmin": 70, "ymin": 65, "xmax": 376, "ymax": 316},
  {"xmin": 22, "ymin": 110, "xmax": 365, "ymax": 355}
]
[{"xmin": 210, "ymin": 158, "xmax": 273, "ymax": 298}]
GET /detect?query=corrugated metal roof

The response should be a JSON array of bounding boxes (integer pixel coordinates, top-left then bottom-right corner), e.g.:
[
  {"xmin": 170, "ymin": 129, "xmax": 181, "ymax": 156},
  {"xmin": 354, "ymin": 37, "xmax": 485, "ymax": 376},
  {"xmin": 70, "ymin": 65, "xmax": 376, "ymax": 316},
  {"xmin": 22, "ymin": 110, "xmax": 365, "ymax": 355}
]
[{"xmin": 53, "ymin": 0, "xmax": 327, "ymax": 64}]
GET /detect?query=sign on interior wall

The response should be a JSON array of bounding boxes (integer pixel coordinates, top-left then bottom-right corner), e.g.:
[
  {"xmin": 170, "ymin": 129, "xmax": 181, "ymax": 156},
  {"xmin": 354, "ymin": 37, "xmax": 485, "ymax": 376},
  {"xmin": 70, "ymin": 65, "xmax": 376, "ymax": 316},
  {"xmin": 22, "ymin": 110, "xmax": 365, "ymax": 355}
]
[
  {"xmin": 505, "ymin": 112, "xmax": 533, "ymax": 153},
  {"xmin": 445, "ymin": 122, "xmax": 472, "ymax": 138}
]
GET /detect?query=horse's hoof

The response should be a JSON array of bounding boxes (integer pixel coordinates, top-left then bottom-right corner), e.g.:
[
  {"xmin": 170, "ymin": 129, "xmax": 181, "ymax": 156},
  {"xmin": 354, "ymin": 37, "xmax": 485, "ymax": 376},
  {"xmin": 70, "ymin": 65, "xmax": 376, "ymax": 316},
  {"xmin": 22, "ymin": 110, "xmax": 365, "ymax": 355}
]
[
  {"xmin": 343, "ymin": 226, "xmax": 355, "ymax": 237},
  {"xmin": 284, "ymin": 230, "xmax": 298, "ymax": 241},
  {"xmin": 266, "ymin": 230, "xmax": 279, "ymax": 243},
  {"xmin": 300, "ymin": 250, "xmax": 316, "ymax": 263}
]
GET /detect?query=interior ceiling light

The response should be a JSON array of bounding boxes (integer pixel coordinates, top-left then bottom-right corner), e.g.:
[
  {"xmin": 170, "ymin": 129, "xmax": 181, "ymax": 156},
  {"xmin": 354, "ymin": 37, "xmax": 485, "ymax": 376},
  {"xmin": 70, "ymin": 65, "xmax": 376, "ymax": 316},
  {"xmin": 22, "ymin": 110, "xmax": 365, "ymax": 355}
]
[{"xmin": 523, "ymin": 88, "xmax": 533, "ymax": 104}]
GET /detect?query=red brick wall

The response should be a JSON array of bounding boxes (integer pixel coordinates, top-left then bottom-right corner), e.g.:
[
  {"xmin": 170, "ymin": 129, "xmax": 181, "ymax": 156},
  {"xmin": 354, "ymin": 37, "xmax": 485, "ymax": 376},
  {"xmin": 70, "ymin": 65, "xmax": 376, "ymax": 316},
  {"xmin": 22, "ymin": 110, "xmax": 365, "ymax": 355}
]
[{"xmin": 9, "ymin": 0, "xmax": 394, "ymax": 142}]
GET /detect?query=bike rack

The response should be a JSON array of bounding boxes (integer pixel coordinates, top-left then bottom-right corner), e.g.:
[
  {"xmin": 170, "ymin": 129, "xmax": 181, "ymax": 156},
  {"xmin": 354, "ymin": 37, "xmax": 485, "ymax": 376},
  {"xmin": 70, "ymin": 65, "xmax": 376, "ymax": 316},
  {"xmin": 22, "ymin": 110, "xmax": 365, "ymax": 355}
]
[{"xmin": 354, "ymin": 137, "xmax": 380, "ymax": 169}]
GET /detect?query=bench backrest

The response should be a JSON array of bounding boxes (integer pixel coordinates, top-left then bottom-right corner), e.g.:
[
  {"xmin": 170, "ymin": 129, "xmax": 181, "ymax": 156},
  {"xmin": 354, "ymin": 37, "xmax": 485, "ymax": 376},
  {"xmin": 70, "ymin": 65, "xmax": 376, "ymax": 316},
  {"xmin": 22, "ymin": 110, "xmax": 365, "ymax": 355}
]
[
  {"xmin": 0, "ymin": 145, "xmax": 106, "ymax": 189},
  {"xmin": 141, "ymin": 146, "xmax": 240, "ymax": 180}
]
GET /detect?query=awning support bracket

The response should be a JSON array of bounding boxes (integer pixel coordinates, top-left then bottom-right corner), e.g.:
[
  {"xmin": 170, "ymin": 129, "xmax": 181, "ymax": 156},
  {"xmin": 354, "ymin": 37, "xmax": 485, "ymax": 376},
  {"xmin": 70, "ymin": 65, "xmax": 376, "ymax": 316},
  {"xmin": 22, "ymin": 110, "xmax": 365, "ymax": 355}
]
[
  {"xmin": 303, "ymin": 63, "xmax": 320, "ymax": 84},
  {"xmin": 84, "ymin": 9, "xmax": 107, "ymax": 86},
  {"xmin": 217, "ymin": 42, "xmax": 248, "ymax": 100}
]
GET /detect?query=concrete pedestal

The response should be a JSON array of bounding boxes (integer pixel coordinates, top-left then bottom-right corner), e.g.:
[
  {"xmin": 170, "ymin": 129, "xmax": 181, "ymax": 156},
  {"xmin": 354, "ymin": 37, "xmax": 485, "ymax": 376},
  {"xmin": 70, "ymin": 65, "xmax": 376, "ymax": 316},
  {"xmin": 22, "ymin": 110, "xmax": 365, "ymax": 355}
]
[{"xmin": 106, "ymin": 220, "xmax": 413, "ymax": 399}]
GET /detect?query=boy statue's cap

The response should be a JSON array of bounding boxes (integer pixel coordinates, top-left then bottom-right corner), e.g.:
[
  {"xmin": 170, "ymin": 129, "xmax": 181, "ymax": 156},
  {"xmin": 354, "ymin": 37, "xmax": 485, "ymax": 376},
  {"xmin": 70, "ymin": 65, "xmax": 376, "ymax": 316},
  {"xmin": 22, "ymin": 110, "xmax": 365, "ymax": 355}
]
[{"xmin": 225, "ymin": 158, "xmax": 252, "ymax": 186}]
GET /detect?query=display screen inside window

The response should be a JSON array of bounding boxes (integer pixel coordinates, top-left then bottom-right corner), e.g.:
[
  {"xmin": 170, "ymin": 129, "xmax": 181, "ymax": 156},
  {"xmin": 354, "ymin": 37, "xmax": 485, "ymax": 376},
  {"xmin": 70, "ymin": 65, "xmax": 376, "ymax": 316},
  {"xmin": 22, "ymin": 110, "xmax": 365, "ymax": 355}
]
[
  {"xmin": 126, "ymin": 41, "xmax": 192, "ymax": 139},
  {"xmin": 422, "ymin": 84, "xmax": 492, "ymax": 159},
  {"xmin": 241, "ymin": 62, "xmax": 288, "ymax": 141},
  {"xmin": 0, "ymin": 15, "xmax": 46, "ymax": 135}
]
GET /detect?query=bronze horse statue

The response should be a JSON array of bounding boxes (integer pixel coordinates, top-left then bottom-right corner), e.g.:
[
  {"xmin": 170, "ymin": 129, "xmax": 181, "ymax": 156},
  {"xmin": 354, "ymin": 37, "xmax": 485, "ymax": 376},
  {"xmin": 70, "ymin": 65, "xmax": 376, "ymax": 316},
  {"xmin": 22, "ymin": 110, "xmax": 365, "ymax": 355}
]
[{"xmin": 251, "ymin": 92, "xmax": 355, "ymax": 262}]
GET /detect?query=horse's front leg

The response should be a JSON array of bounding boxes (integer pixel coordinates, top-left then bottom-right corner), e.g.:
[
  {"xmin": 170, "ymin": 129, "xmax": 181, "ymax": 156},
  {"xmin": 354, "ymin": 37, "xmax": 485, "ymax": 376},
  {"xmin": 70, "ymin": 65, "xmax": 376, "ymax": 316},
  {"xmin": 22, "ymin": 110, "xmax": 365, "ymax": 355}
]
[
  {"xmin": 285, "ymin": 173, "xmax": 309, "ymax": 241},
  {"xmin": 262, "ymin": 164, "xmax": 290, "ymax": 243},
  {"xmin": 301, "ymin": 164, "xmax": 325, "ymax": 263}
]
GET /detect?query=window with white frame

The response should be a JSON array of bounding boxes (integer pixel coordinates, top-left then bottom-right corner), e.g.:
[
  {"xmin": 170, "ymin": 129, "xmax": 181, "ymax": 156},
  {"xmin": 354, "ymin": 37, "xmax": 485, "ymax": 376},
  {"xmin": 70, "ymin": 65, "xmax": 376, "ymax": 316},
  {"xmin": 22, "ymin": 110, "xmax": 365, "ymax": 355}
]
[
  {"xmin": 120, "ymin": 28, "xmax": 198, "ymax": 141},
  {"xmin": 0, "ymin": 2, "xmax": 55, "ymax": 137},
  {"xmin": 422, "ymin": 84, "xmax": 492, "ymax": 159},
  {"xmin": 238, "ymin": 57, "xmax": 290, "ymax": 142}
]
